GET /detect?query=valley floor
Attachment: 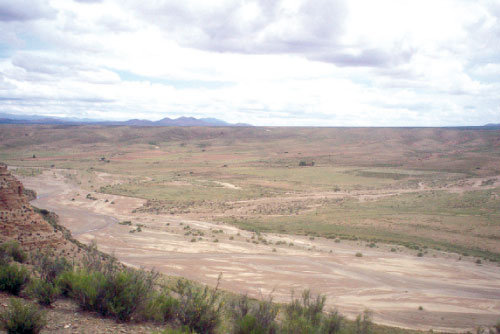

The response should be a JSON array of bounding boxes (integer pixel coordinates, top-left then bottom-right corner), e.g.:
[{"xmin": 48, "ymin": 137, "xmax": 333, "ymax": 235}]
[{"xmin": 18, "ymin": 169, "xmax": 500, "ymax": 333}]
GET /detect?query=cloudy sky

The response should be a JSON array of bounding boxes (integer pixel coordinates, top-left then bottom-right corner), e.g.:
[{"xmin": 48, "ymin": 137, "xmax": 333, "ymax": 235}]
[{"xmin": 0, "ymin": 0, "xmax": 499, "ymax": 126}]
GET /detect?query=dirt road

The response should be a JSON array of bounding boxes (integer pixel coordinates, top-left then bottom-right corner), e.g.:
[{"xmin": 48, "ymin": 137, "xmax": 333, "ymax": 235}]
[{"xmin": 20, "ymin": 170, "xmax": 500, "ymax": 332}]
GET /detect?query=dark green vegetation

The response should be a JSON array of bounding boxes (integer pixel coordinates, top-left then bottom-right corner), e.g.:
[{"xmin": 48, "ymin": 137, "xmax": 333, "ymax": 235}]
[
  {"xmin": 229, "ymin": 294, "xmax": 279, "ymax": 334},
  {"xmin": 0, "ymin": 263, "xmax": 30, "ymax": 295},
  {"xmin": 26, "ymin": 278, "xmax": 60, "ymax": 306},
  {"xmin": 0, "ymin": 299, "xmax": 46, "ymax": 334}
]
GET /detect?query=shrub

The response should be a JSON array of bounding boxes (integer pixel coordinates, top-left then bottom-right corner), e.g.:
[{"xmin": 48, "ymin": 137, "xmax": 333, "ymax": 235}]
[
  {"xmin": 175, "ymin": 277, "xmax": 222, "ymax": 334},
  {"xmin": 281, "ymin": 290, "xmax": 326, "ymax": 333},
  {"xmin": 142, "ymin": 290, "xmax": 179, "ymax": 323},
  {"xmin": 321, "ymin": 310, "xmax": 343, "ymax": 334},
  {"xmin": 31, "ymin": 253, "xmax": 72, "ymax": 284},
  {"xmin": 354, "ymin": 310, "xmax": 372, "ymax": 334},
  {"xmin": 67, "ymin": 269, "xmax": 107, "ymax": 312},
  {"xmin": 55, "ymin": 270, "xmax": 77, "ymax": 297},
  {"xmin": 0, "ymin": 241, "xmax": 27, "ymax": 263},
  {"xmin": 103, "ymin": 269, "xmax": 157, "ymax": 321},
  {"xmin": 81, "ymin": 241, "xmax": 116, "ymax": 274},
  {"xmin": 0, "ymin": 298, "xmax": 46, "ymax": 334},
  {"xmin": 235, "ymin": 315, "xmax": 261, "ymax": 334},
  {"xmin": 0, "ymin": 264, "xmax": 30, "ymax": 295},
  {"xmin": 26, "ymin": 279, "xmax": 61, "ymax": 306},
  {"xmin": 355, "ymin": 252, "xmax": 363, "ymax": 257},
  {"xmin": 229, "ymin": 295, "xmax": 278, "ymax": 334},
  {"xmin": 61, "ymin": 242, "xmax": 158, "ymax": 321},
  {"xmin": 281, "ymin": 315, "xmax": 315, "ymax": 334},
  {"xmin": 67, "ymin": 267, "xmax": 158, "ymax": 322}
]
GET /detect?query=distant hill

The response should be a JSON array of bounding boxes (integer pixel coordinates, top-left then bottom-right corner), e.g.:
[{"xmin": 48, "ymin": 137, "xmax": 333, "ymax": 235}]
[
  {"xmin": 484, "ymin": 123, "xmax": 500, "ymax": 128},
  {"xmin": 0, "ymin": 113, "xmax": 251, "ymax": 127}
]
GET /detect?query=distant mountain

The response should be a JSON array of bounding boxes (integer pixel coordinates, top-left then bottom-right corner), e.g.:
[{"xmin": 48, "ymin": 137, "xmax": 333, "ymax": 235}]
[
  {"xmin": 484, "ymin": 123, "xmax": 500, "ymax": 127},
  {"xmin": 121, "ymin": 119, "xmax": 155, "ymax": 126},
  {"xmin": 0, "ymin": 113, "xmax": 251, "ymax": 127},
  {"xmin": 0, "ymin": 117, "xmax": 71, "ymax": 125}
]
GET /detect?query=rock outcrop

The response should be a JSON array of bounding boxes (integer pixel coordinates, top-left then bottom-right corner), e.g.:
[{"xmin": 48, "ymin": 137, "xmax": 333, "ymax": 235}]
[{"xmin": 0, "ymin": 163, "xmax": 81, "ymax": 257}]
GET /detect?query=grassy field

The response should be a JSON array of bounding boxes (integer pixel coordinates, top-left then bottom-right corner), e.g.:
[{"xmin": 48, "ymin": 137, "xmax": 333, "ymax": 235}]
[{"xmin": 2, "ymin": 124, "xmax": 500, "ymax": 261}]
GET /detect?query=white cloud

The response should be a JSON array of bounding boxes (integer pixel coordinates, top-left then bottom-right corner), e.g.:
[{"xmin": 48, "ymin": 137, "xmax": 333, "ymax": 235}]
[
  {"xmin": 0, "ymin": 0, "xmax": 498, "ymax": 125},
  {"xmin": 0, "ymin": 0, "xmax": 56, "ymax": 22}
]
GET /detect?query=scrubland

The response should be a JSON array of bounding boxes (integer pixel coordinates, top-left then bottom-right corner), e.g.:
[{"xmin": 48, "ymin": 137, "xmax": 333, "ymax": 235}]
[{"xmin": 1, "ymin": 124, "xmax": 500, "ymax": 332}]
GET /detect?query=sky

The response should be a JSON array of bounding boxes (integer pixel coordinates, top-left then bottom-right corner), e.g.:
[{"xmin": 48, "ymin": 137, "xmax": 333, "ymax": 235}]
[{"xmin": 0, "ymin": 0, "xmax": 499, "ymax": 126}]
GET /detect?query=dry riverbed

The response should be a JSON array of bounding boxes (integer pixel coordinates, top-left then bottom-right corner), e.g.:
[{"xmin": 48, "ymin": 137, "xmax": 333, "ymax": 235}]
[{"xmin": 18, "ymin": 169, "xmax": 500, "ymax": 333}]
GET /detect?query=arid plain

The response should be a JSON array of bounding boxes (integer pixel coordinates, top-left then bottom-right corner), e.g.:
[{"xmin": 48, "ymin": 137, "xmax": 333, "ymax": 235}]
[{"xmin": 2, "ymin": 125, "xmax": 500, "ymax": 332}]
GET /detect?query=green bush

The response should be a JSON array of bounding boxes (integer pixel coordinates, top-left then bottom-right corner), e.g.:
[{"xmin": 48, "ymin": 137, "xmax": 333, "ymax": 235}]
[
  {"xmin": 55, "ymin": 270, "xmax": 77, "ymax": 296},
  {"xmin": 175, "ymin": 277, "xmax": 222, "ymax": 334},
  {"xmin": 119, "ymin": 221, "xmax": 132, "ymax": 226},
  {"xmin": 0, "ymin": 298, "xmax": 46, "ymax": 334},
  {"xmin": 354, "ymin": 310, "xmax": 372, "ymax": 334},
  {"xmin": 320, "ymin": 310, "xmax": 343, "ymax": 334},
  {"xmin": 31, "ymin": 253, "xmax": 72, "ymax": 284},
  {"xmin": 229, "ymin": 295, "xmax": 278, "ymax": 334},
  {"xmin": 103, "ymin": 269, "xmax": 157, "ymax": 321},
  {"xmin": 26, "ymin": 279, "xmax": 61, "ymax": 306},
  {"xmin": 282, "ymin": 316, "xmax": 317, "ymax": 333},
  {"xmin": 65, "ymin": 267, "xmax": 158, "ymax": 322},
  {"xmin": 235, "ymin": 314, "xmax": 267, "ymax": 334},
  {"xmin": 0, "ymin": 264, "xmax": 30, "ymax": 295},
  {"xmin": 143, "ymin": 290, "xmax": 179, "ymax": 323},
  {"xmin": 67, "ymin": 269, "xmax": 107, "ymax": 312},
  {"xmin": 281, "ymin": 290, "xmax": 326, "ymax": 333},
  {"xmin": 0, "ymin": 241, "xmax": 27, "ymax": 263},
  {"xmin": 280, "ymin": 290, "xmax": 343, "ymax": 333}
]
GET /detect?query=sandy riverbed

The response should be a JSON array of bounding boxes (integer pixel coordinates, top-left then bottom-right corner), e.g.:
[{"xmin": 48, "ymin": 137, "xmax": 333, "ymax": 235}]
[{"xmin": 19, "ymin": 170, "xmax": 500, "ymax": 332}]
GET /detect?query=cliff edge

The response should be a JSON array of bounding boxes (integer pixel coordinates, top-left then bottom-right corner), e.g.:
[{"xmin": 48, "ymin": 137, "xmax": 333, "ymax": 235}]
[{"xmin": 0, "ymin": 163, "xmax": 81, "ymax": 257}]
